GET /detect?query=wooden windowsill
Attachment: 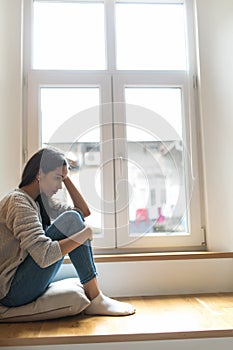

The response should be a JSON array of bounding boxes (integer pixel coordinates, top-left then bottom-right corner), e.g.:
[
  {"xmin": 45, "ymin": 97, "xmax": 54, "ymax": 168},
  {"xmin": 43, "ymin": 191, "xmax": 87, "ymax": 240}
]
[
  {"xmin": 63, "ymin": 251, "xmax": 233, "ymax": 264},
  {"xmin": 1, "ymin": 294, "xmax": 233, "ymax": 346}
]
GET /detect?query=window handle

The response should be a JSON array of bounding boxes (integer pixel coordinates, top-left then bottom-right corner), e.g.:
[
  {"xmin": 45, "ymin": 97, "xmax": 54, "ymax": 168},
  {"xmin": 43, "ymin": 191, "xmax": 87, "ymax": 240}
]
[{"xmin": 119, "ymin": 155, "xmax": 123, "ymax": 177}]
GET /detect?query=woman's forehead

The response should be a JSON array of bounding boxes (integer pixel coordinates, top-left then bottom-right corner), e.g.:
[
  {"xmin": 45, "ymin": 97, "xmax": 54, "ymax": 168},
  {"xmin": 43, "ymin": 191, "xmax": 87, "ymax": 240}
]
[{"xmin": 50, "ymin": 165, "xmax": 68, "ymax": 176}]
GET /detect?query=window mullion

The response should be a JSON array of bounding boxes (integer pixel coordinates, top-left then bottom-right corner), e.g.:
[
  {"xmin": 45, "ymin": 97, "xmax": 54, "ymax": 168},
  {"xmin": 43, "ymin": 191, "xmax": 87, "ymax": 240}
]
[{"xmin": 105, "ymin": 0, "xmax": 117, "ymax": 72}]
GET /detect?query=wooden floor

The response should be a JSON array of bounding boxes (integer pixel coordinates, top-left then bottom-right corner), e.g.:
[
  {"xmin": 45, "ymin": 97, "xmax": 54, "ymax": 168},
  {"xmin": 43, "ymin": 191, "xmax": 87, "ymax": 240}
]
[{"xmin": 1, "ymin": 294, "xmax": 233, "ymax": 347}]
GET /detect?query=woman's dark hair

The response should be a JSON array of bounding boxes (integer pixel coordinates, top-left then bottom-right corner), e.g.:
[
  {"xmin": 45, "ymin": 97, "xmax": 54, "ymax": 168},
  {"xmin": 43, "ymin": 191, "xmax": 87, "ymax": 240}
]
[
  {"xmin": 19, "ymin": 148, "xmax": 67, "ymax": 230},
  {"xmin": 19, "ymin": 147, "xmax": 67, "ymax": 188}
]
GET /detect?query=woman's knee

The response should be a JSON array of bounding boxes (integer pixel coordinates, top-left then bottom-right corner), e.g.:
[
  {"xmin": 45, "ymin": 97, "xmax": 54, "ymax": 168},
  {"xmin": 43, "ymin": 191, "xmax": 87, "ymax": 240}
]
[
  {"xmin": 63, "ymin": 210, "xmax": 84, "ymax": 224},
  {"xmin": 54, "ymin": 210, "xmax": 85, "ymax": 236}
]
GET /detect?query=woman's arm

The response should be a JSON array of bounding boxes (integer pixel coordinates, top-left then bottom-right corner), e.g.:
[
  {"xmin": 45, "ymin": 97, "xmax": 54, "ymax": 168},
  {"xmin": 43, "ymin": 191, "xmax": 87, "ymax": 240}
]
[
  {"xmin": 59, "ymin": 225, "xmax": 93, "ymax": 256},
  {"xmin": 63, "ymin": 176, "xmax": 91, "ymax": 218}
]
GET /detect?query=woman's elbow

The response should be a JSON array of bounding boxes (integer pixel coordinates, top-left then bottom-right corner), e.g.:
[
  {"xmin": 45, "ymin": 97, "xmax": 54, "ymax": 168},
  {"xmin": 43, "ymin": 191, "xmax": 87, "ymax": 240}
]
[{"xmin": 83, "ymin": 208, "xmax": 91, "ymax": 218}]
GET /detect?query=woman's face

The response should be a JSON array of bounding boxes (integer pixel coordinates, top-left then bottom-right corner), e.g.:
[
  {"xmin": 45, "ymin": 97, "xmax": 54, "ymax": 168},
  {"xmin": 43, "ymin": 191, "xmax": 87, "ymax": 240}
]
[{"xmin": 39, "ymin": 165, "xmax": 68, "ymax": 198}]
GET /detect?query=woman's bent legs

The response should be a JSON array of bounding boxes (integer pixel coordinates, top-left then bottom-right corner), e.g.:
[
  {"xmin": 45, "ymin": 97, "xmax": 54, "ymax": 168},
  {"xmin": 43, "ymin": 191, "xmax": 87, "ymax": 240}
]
[
  {"xmin": 53, "ymin": 212, "xmax": 135, "ymax": 315},
  {"xmin": 0, "ymin": 211, "xmax": 97, "ymax": 307},
  {"xmin": 1, "ymin": 210, "xmax": 135, "ymax": 315},
  {"xmin": 47, "ymin": 211, "xmax": 97, "ymax": 285}
]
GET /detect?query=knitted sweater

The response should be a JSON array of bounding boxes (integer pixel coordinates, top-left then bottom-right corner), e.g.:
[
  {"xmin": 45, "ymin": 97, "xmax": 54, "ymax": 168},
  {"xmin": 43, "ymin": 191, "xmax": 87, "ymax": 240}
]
[{"xmin": 0, "ymin": 189, "xmax": 71, "ymax": 299}]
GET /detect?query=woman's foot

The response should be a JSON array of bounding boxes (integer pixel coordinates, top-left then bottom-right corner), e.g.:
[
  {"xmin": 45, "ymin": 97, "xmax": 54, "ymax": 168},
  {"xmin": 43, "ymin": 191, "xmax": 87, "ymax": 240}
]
[{"xmin": 84, "ymin": 292, "xmax": 136, "ymax": 316}]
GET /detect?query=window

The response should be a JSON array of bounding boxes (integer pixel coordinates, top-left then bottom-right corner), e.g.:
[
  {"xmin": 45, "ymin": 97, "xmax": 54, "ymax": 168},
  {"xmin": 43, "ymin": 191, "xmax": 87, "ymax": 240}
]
[
  {"xmin": 115, "ymin": 2, "xmax": 187, "ymax": 70},
  {"xmin": 24, "ymin": 0, "xmax": 204, "ymax": 252},
  {"xmin": 33, "ymin": 1, "xmax": 106, "ymax": 69}
]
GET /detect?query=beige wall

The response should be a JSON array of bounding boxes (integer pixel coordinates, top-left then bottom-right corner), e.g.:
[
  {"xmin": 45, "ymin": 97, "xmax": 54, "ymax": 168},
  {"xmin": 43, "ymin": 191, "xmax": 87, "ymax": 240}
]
[
  {"xmin": 195, "ymin": 0, "xmax": 233, "ymax": 250},
  {"xmin": 0, "ymin": 0, "xmax": 23, "ymax": 198}
]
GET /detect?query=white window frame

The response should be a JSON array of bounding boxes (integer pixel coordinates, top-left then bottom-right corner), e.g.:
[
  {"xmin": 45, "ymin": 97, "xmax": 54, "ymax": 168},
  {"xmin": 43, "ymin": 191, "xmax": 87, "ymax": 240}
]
[
  {"xmin": 23, "ymin": 0, "xmax": 205, "ymax": 252},
  {"xmin": 112, "ymin": 72, "xmax": 203, "ymax": 250},
  {"xmin": 27, "ymin": 71, "xmax": 118, "ymax": 250}
]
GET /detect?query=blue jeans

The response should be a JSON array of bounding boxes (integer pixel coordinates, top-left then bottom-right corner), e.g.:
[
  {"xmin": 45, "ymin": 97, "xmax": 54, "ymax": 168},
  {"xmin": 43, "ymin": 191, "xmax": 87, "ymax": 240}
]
[{"xmin": 0, "ymin": 211, "xmax": 97, "ymax": 307}]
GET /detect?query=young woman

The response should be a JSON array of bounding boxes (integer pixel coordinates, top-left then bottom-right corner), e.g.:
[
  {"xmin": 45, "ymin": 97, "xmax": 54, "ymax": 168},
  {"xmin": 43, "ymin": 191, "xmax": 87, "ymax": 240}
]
[{"xmin": 0, "ymin": 148, "xmax": 135, "ymax": 316}]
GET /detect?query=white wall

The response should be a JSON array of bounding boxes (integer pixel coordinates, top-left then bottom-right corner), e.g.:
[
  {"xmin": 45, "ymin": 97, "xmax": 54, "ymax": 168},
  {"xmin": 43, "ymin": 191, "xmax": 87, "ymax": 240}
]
[
  {"xmin": 0, "ymin": 0, "xmax": 23, "ymax": 199},
  {"xmin": 57, "ymin": 258, "xmax": 233, "ymax": 297},
  {"xmin": 195, "ymin": 0, "xmax": 233, "ymax": 250},
  {"xmin": 0, "ymin": 0, "xmax": 233, "ymax": 301}
]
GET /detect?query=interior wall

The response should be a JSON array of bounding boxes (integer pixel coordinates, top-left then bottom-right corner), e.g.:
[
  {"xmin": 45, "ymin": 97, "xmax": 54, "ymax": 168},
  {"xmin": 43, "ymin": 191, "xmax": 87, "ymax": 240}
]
[
  {"xmin": 195, "ymin": 0, "xmax": 233, "ymax": 250},
  {"xmin": 0, "ymin": 0, "xmax": 23, "ymax": 199},
  {"xmin": 1, "ymin": 0, "xmax": 233, "ymax": 253},
  {"xmin": 56, "ymin": 258, "xmax": 233, "ymax": 297}
]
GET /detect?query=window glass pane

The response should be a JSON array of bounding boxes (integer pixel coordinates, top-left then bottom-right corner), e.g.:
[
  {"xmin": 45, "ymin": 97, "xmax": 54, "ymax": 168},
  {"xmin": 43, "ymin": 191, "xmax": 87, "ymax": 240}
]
[
  {"xmin": 40, "ymin": 87, "xmax": 102, "ymax": 235},
  {"xmin": 33, "ymin": 1, "xmax": 106, "ymax": 69},
  {"xmin": 125, "ymin": 87, "xmax": 188, "ymax": 236},
  {"xmin": 116, "ymin": 2, "xmax": 187, "ymax": 70}
]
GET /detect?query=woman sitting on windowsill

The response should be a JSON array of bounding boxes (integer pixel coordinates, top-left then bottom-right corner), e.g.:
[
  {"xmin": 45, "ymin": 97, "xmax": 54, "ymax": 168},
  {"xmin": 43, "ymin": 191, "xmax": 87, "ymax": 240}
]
[{"xmin": 0, "ymin": 147, "xmax": 135, "ymax": 316}]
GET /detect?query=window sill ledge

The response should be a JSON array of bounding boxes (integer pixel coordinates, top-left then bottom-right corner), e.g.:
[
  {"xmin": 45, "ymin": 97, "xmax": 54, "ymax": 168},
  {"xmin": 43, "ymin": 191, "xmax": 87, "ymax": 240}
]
[
  {"xmin": 1, "ymin": 294, "xmax": 233, "ymax": 346},
  {"xmin": 64, "ymin": 251, "xmax": 233, "ymax": 264}
]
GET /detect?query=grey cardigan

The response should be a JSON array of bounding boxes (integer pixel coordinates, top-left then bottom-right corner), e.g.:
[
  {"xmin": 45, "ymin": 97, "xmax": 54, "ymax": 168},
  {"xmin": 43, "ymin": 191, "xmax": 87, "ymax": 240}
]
[{"xmin": 0, "ymin": 189, "xmax": 70, "ymax": 299}]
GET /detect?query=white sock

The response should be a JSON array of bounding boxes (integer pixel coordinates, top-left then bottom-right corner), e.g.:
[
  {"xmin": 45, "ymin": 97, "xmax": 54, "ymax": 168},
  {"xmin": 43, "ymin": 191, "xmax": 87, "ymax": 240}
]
[{"xmin": 84, "ymin": 292, "xmax": 136, "ymax": 316}]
